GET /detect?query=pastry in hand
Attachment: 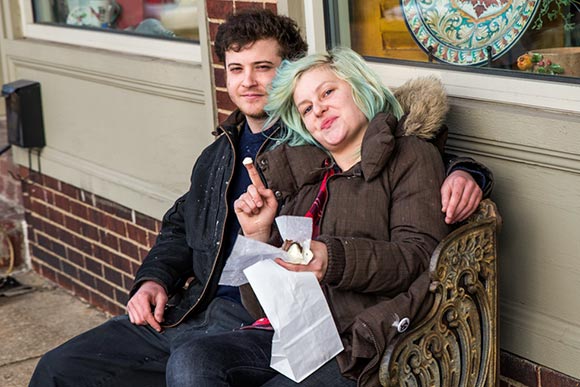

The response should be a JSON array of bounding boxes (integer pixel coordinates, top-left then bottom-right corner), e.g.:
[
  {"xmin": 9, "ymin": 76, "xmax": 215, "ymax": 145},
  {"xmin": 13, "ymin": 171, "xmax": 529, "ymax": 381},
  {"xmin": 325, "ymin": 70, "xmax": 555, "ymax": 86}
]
[{"xmin": 281, "ymin": 239, "xmax": 314, "ymax": 264}]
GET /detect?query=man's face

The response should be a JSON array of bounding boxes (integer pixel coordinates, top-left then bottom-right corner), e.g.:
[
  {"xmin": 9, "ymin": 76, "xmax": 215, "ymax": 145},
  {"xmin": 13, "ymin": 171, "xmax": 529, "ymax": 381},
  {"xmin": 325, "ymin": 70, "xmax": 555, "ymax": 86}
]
[{"xmin": 225, "ymin": 38, "xmax": 283, "ymax": 130}]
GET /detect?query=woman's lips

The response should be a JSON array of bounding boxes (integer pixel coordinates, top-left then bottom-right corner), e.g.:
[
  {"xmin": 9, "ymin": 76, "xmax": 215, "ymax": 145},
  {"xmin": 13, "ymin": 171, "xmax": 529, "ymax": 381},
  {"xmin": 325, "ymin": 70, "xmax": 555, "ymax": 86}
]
[{"xmin": 321, "ymin": 117, "xmax": 337, "ymax": 130}]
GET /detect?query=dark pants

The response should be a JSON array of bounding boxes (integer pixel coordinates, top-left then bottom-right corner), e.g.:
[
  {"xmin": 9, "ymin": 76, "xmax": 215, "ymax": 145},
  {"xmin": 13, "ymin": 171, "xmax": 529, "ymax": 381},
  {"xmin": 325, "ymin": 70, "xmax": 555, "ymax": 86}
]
[{"xmin": 29, "ymin": 297, "xmax": 355, "ymax": 387}]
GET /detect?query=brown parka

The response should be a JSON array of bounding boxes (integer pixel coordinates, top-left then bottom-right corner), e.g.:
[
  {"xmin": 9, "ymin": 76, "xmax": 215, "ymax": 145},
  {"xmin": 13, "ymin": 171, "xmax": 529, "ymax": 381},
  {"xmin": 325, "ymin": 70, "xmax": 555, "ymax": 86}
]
[{"xmin": 247, "ymin": 77, "xmax": 452, "ymax": 386}]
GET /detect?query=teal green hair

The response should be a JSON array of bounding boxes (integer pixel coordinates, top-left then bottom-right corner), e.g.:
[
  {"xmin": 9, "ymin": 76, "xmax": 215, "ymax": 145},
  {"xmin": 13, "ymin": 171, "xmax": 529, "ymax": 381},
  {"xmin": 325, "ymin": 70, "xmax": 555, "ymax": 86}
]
[{"xmin": 264, "ymin": 46, "xmax": 404, "ymax": 147}]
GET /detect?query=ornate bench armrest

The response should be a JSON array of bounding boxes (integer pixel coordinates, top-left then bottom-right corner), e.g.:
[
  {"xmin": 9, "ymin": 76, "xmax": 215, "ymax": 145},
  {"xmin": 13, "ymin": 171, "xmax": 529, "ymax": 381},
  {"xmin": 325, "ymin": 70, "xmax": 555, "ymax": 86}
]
[{"xmin": 380, "ymin": 199, "xmax": 501, "ymax": 386}]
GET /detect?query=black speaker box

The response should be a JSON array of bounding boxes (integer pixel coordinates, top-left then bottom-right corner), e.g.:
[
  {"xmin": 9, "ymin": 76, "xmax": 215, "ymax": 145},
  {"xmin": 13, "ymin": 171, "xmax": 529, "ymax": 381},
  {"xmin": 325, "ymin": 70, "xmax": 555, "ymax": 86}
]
[{"xmin": 2, "ymin": 80, "xmax": 45, "ymax": 148}]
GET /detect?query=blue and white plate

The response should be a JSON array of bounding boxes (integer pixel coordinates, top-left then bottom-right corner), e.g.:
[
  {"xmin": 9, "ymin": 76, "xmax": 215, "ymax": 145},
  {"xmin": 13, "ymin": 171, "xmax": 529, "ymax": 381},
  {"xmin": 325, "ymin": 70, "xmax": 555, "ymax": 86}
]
[{"xmin": 400, "ymin": 0, "xmax": 541, "ymax": 65}]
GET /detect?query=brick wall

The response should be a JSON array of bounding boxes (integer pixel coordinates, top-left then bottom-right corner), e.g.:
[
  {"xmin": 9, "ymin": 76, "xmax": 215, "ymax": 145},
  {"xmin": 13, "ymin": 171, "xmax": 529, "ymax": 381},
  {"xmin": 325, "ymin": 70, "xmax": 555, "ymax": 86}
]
[{"xmin": 21, "ymin": 168, "xmax": 160, "ymax": 315}]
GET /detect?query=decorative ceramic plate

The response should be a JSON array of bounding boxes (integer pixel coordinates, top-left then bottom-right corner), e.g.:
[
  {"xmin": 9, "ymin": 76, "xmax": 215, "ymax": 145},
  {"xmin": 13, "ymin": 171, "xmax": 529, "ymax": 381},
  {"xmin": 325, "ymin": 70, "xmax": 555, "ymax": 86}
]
[
  {"xmin": 400, "ymin": 0, "xmax": 541, "ymax": 66},
  {"xmin": 66, "ymin": 6, "xmax": 101, "ymax": 28}
]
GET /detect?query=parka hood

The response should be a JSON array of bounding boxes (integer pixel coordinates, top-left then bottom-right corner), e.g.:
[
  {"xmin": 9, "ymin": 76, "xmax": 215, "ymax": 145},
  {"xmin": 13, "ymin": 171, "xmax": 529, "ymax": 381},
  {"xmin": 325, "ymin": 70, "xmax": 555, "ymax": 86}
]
[{"xmin": 393, "ymin": 76, "xmax": 448, "ymax": 139}]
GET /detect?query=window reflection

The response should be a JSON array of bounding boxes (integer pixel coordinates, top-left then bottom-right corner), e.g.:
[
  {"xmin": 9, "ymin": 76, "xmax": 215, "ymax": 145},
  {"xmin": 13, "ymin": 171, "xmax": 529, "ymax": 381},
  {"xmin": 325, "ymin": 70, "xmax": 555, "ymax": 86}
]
[
  {"xmin": 332, "ymin": 0, "xmax": 579, "ymax": 79},
  {"xmin": 32, "ymin": 0, "xmax": 199, "ymax": 41}
]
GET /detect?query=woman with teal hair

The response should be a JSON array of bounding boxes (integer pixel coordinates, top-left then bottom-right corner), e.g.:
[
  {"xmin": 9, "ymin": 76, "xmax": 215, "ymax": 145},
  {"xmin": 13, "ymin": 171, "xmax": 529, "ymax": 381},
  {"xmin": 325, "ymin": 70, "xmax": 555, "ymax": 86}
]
[{"xmin": 233, "ymin": 47, "xmax": 451, "ymax": 386}]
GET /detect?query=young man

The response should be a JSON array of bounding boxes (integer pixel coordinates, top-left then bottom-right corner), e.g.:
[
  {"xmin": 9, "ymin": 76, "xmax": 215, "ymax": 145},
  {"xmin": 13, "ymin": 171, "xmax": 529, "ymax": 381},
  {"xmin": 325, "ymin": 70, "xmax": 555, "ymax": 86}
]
[{"xmin": 29, "ymin": 9, "xmax": 491, "ymax": 387}]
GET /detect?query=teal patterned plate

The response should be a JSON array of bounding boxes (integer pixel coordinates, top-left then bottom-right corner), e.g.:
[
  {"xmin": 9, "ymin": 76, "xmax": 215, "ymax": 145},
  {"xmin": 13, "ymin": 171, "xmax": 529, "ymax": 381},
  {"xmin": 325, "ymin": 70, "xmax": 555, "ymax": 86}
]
[{"xmin": 400, "ymin": 0, "xmax": 541, "ymax": 65}]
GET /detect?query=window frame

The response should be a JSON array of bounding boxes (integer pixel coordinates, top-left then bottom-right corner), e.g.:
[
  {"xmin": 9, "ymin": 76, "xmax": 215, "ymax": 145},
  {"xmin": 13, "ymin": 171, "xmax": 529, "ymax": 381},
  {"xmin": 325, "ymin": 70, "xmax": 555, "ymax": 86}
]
[
  {"xmin": 20, "ymin": 0, "xmax": 202, "ymax": 63},
  {"xmin": 282, "ymin": 0, "xmax": 580, "ymax": 115}
]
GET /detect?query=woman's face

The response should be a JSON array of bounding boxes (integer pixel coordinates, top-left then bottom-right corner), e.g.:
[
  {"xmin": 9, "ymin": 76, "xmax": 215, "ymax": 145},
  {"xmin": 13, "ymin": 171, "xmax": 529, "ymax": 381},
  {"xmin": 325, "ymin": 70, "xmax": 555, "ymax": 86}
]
[{"xmin": 293, "ymin": 67, "xmax": 368, "ymax": 156}]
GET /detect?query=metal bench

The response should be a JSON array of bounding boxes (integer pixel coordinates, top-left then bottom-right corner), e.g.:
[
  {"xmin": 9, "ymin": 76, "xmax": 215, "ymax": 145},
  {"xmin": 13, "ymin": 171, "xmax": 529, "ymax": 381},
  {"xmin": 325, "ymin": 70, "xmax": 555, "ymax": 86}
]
[{"xmin": 380, "ymin": 199, "xmax": 501, "ymax": 386}]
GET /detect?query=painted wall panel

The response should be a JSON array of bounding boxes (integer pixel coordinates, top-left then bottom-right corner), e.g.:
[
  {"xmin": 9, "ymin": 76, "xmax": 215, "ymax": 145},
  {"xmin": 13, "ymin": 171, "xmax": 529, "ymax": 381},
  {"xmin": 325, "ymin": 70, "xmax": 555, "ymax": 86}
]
[
  {"xmin": 5, "ymin": 39, "xmax": 214, "ymax": 219},
  {"xmin": 447, "ymin": 97, "xmax": 580, "ymax": 379}
]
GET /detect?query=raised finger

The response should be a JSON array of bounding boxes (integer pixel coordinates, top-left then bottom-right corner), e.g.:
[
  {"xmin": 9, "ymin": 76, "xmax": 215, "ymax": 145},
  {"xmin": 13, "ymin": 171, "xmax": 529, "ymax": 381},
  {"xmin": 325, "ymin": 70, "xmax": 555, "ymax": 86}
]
[{"xmin": 243, "ymin": 158, "xmax": 265, "ymax": 189}]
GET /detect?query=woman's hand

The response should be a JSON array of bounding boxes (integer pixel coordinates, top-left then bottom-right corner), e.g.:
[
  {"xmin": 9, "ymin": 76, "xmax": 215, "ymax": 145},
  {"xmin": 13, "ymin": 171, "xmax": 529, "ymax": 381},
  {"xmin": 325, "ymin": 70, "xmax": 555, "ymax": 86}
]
[
  {"xmin": 234, "ymin": 161, "xmax": 278, "ymax": 242},
  {"xmin": 275, "ymin": 240, "xmax": 328, "ymax": 281}
]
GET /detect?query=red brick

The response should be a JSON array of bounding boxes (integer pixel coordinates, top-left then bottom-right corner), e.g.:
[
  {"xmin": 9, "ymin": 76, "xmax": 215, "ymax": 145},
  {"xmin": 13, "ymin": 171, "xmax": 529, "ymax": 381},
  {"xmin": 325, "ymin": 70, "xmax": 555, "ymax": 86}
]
[
  {"xmin": 99, "ymin": 229, "xmax": 119, "ymax": 250},
  {"xmin": 139, "ymin": 247, "xmax": 150, "ymax": 262},
  {"xmin": 55, "ymin": 272, "xmax": 73, "ymax": 291},
  {"xmin": 500, "ymin": 351, "xmax": 538, "ymax": 387},
  {"xmin": 206, "ymin": 0, "xmax": 233, "ymax": 19},
  {"xmin": 126, "ymin": 223, "xmax": 148, "ymax": 246},
  {"xmin": 85, "ymin": 257, "xmax": 103, "ymax": 276},
  {"xmin": 79, "ymin": 269, "xmax": 96, "ymax": 288},
  {"xmin": 208, "ymin": 21, "xmax": 222, "ymax": 47},
  {"xmin": 235, "ymin": 2, "xmax": 267, "ymax": 12},
  {"xmin": 60, "ymin": 181, "xmax": 80, "ymax": 200},
  {"xmin": 95, "ymin": 277, "xmax": 115, "ymax": 299},
  {"xmin": 218, "ymin": 112, "xmax": 231, "ymax": 123},
  {"xmin": 54, "ymin": 192, "xmax": 71, "ymax": 211},
  {"xmin": 67, "ymin": 248, "xmax": 85, "ymax": 267},
  {"xmin": 72, "ymin": 281, "xmax": 91, "ymax": 302},
  {"xmin": 30, "ymin": 199, "xmax": 48, "ymax": 218},
  {"xmin": 43, "ymin": 222, "xmax": 61, "ymax": 240},
  {"xmin": 104, "ymin": 266, "xmax": 123, "ymax": 287},
  {"xmin": 47, "ymin": 206, "xmax": 65, "ymax": 225},
  {"xmin": 52, "ymin": 239, "xmax": 66, "ymax": 257},
  {"xmin": 89, "ymin": 291, "xmax": 109, "ymax": 313},
  {"xmin": 119, "ymin": 239, "xmax": 139, "ymax": 259},
  {"xmin": 106, "ymin": 216, "xmax": 127, "ymax": 237},
  {"xmin": 108, "ymin": 302, "xmax": 125, "ymax": 316},
  {"xmin": 88, "ymin": 208, "xmax": 105, "ymax": 227},
  {"xmin": 146, "ymin": 232, "xmax": 158, "ymax": 248},
  {"xmin": 35, "ymin": 233, "xmax": 52, "ymax": 251},
  {"xmin": 123, "ymin": 274, "xmax": 134, "ymax": 290},
  {"xmin": 216, "ymin": 90, "xmax": 236, "ymax": 111},
  {"xmin": 264, "ymin": 2, "xmax": 277, "ymax": 13},
  {"xmin": 96, "ymin": 196, "xmax": 132, "ymax": 221},
  {"xmin": 540, "ymin": 366, "xmax": 580, "ymax": 387},
  {"xmin": 81, "ymin": 223, "xmax": 99, "ymax": 241},
  {"xmin": 110, "ymin": 253, "xmax": 132, "ymax": 274},
  {"xmin": 214, "ymin": 68, "xmax": 226, "ymax": 89},
  {"xmin": 65, "ymin": 215, "xmax": 82, "ymax": 234},
  {"xmin": 93, "ymin": 245, "xmax": 112, "ymax": 264},
  {"xmin": 74, "ymin": 236, "xmax": 93, "ymax": 256},
  {"xmin": 42, "ymin": 174, "xmax": 60, "ymax": 191},
  {"xmin": 61, "ymin": 259, "xmax": 79, "ymax": 277},
  {"xmin": 134, "ymin": 211, "xmax": 158, "ymax": 232},
  {"xmin": 114, "ymin": 288, "xmax": 129, "ymax": 306},
  {"xmin": 38, "ymin": 263, "xmax": 57, "ymax": 283},
  {"xmin": 70, "ymin": 200, "xmax": 88, "ymax": 219}
]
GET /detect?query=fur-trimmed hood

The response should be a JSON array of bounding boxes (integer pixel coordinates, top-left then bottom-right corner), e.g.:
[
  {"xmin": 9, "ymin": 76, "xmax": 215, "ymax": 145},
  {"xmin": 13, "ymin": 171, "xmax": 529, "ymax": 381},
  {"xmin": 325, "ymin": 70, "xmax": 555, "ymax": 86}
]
[{"xmin": 393, "ymin": 76, "xmax": 448, "ymax": 140}]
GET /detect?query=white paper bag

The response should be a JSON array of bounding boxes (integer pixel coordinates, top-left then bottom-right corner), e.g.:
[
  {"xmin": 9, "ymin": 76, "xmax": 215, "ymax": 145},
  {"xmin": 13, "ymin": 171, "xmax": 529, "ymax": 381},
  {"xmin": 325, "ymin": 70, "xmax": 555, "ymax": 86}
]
[{"xmin": 243, "ymin": 259, "xmax": 344, "ymax": 382}]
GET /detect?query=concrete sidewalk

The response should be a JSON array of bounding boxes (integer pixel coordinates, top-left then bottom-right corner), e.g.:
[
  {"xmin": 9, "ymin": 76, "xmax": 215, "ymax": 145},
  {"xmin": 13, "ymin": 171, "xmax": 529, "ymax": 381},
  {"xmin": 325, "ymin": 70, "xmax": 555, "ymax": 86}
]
[{"xmin": 0, "ymin": 270, "xmax": 109, "ymax": 387}]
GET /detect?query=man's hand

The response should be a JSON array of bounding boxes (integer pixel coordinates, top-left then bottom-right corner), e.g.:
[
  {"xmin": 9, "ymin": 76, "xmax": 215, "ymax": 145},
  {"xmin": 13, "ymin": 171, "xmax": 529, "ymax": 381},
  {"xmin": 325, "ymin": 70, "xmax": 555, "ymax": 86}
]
[
  {"xmin": 275, "ymin": 240, "xmax": 328, "ymax": 282},
  {"xmin": 441, "ymin": 170, "xmax": 483, "ymax": 224},
  {"xmin": 126, "ymin": 280, "xmax": 168, "ymax": 332}
]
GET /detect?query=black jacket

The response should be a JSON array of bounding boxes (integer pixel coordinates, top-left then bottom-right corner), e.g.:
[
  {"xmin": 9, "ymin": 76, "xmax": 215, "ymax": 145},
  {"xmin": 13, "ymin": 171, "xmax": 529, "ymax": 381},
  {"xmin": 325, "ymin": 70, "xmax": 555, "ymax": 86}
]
[{"xmin": 131, "ymin": 110, "xmax": 278, "ymax": 326}]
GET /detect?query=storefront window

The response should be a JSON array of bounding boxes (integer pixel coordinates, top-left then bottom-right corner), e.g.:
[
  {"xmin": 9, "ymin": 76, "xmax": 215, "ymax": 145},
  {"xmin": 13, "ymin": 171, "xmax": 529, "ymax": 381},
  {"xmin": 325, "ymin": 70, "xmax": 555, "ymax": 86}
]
[
  {"xmin": 326, "ymin": 0, "xmax": 580, "ymax": 80},
  {"xmin": 32, "ymin": 0, "xmax": 199, "ymax": 42}
]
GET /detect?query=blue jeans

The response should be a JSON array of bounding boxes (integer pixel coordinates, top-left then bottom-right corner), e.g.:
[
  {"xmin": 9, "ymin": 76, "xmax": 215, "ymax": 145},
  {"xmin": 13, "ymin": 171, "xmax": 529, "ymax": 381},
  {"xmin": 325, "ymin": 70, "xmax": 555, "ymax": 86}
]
[{"xmin": 29, "ymin": 297, "xmax": 355, "ymax": 387}]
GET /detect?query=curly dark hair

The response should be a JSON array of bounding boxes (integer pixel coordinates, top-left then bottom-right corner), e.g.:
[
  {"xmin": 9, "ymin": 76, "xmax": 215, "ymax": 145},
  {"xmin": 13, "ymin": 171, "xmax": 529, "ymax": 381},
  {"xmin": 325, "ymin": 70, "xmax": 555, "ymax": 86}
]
[{"xmin": 214, "ymin": 8, "xmax": 308, "ymax": 63}]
